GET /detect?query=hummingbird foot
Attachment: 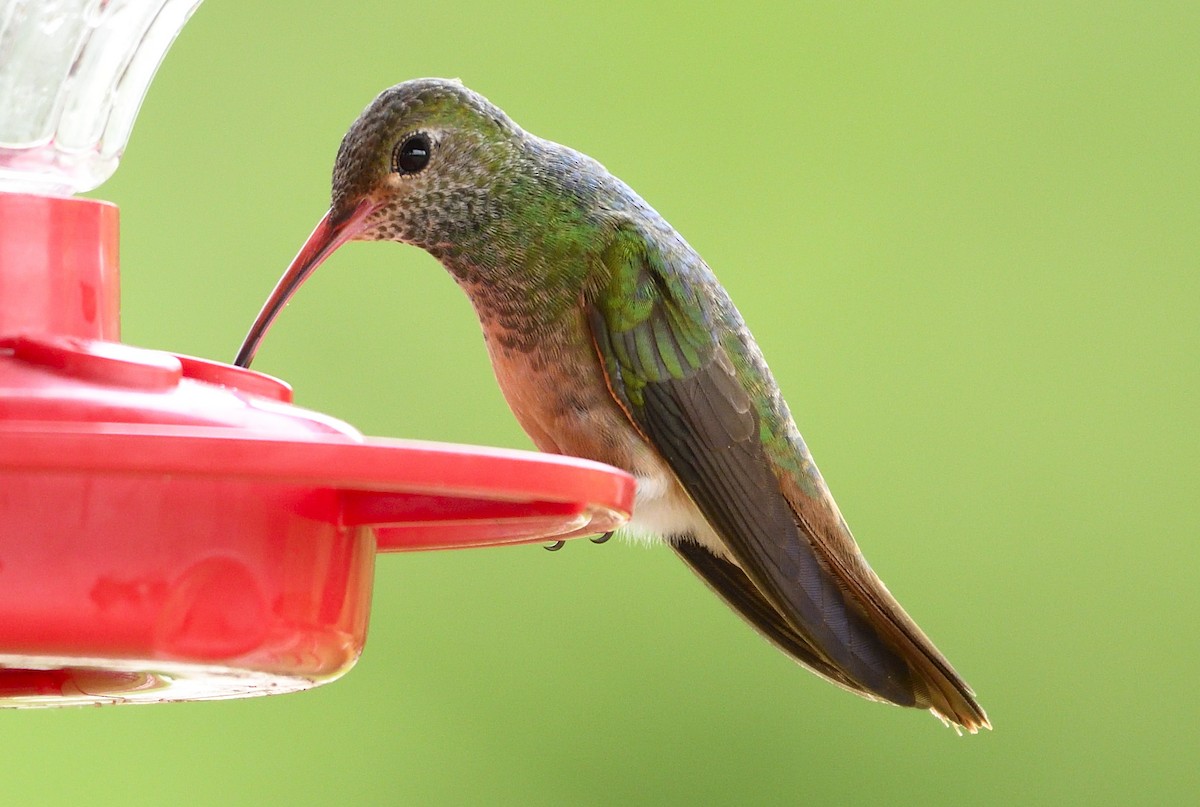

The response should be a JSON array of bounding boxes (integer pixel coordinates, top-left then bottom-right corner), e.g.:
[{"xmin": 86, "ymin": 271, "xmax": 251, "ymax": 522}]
[{"xmin": 545, "ymin": 532, "xmax": 612, "ymax": 551}]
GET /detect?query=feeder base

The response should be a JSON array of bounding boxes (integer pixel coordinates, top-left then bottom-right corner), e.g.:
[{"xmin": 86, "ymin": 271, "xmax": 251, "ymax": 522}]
[{"xmin": 0, "ymin": 655, "xmax": 338, "ymax": 707}]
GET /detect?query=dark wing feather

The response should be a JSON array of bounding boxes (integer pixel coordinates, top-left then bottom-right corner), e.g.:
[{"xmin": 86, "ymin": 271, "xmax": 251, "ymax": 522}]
[
  {"xmin": 671, "ymin": 539, "xmax": 882, "ymax": 700},
  {"xmin": 587, "ymin": 223, "xmax": 988, "ymax": 730}
]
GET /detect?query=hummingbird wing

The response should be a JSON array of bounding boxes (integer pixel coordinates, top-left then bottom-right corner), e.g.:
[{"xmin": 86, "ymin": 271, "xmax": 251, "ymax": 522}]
[
  {"xmin": 671, "ymin": 537, "xmax": 881, "ymax": 699},
  {"xmin": 586, "ymin": 223, "xmax": 987, "ymax": 731}
]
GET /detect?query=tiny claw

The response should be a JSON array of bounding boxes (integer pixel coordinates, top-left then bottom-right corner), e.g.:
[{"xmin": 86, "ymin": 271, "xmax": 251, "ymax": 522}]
[
  {"xmin": 591, "ymin": 531, "xmax": 614, "ymax": 544},
  {"xmin": 544, "ymin": 540, "xmax": 566, "ymax": 551}
]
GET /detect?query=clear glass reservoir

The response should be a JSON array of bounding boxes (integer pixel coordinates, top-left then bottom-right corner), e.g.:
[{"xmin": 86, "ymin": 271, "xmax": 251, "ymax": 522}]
[{"xmin": 0, "ymin": 0, "xmax": 203, "ymax": 195}]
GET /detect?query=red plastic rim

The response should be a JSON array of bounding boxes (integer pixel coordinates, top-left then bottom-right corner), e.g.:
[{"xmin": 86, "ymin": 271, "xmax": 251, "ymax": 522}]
[{"xmin": 0, "ymin": 425, "xmax": 633, "ymax": 549}]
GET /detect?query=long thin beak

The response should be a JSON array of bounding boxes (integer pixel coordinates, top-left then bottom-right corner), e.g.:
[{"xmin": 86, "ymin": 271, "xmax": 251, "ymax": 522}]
[{"xmin": 234, "ymin": 198, "xmax": 377, "ymax": 368}]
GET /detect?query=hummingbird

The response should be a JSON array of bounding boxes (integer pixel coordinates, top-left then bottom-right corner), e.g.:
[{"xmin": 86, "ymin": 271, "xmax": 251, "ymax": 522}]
[{"xmin": 234, "ymin": 78, "xmax": 988, "ymax": 732}]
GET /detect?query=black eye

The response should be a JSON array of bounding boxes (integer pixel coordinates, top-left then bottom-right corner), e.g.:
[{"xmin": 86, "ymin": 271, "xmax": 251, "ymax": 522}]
[{"xmin": 393, "ymin": 134, "xmax": 431, "ymax": 174}]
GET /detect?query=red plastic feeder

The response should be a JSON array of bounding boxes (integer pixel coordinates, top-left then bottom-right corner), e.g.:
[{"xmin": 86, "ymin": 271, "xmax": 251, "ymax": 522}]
[{"xmin": 0, "ymin": 192, "xmax": 635, "ymax": 706}]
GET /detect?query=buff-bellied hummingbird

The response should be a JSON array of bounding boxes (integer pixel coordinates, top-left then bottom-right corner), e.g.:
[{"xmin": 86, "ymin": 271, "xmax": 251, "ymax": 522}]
[{"xmin": 234, "ymin": 78, "xmax": 988, "ymax": 732}]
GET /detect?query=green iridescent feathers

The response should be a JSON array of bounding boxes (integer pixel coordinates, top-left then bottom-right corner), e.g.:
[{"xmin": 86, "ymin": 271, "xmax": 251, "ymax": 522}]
[{"xmin": 589, "ymin": 224, "xmax": 713, "ymax": 407}]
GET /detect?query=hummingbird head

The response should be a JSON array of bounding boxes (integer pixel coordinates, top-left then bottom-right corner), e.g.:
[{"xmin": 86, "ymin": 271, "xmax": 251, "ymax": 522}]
[
  {"xmin": 329, "ymin": 78, "xmax": 522, "ymax": 245},
  {"xmin": 234, "ymin": 78, "xmax": 522, "ymax": 366}
]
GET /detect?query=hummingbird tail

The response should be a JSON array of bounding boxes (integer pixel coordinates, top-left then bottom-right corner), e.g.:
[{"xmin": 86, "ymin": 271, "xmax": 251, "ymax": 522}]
[
  {"xmin": 899, "ymin": 634, "xmax": 991, "ymax": 733},
  {"xmin": 841, "ymin": 565, "xmax": 991, "ymax": 733},
  {"xmin": 673, "ymin": 535, "xmax": 990, "ymax": 732}
]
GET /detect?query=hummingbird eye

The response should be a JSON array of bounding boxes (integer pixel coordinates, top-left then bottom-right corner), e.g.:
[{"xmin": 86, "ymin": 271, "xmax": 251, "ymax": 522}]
[{"xmin": 393, "ymin": 133, "xmax": 432, "ymax": 175}]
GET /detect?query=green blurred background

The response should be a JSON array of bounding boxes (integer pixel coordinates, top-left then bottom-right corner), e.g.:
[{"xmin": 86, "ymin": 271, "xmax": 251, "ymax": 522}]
[{"xmin": 11, "ymin": 0, "xmax": 1197, "ymax": 803}]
